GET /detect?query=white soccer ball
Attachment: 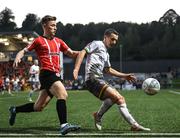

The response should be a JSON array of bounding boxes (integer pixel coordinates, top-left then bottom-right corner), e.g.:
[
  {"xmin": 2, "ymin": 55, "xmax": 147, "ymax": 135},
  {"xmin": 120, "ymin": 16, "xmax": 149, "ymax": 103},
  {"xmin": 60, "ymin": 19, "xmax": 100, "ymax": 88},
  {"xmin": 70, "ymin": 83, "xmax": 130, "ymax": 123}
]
[{"xmin": 142, "ymin": 78, "xmax": 160, "ymax": 95}]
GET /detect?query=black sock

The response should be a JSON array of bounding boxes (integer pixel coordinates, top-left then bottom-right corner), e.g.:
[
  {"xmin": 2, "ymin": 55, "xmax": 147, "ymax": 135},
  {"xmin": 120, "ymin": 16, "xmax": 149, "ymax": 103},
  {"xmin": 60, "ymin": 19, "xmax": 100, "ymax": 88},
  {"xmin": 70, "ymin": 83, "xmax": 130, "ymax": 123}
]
[
  {"xmin": 56, "ymin": 99, "xmax": 67, "ymax": 125},
  {"xmin": 16, "ymin": 103, "xmax": 35, "ymax": 113}
]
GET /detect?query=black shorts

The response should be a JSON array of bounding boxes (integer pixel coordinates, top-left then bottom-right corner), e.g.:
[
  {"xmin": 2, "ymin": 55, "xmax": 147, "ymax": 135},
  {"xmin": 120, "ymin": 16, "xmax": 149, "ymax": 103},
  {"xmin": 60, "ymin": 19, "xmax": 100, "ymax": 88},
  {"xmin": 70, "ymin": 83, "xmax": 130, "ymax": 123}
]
[
  {"xmin": 39, "ymin": 70, "xmax": 62, "ymax": 98},
  {"xmin": 85, "ymin": 77, "xmax": 109, "ymax": 100}
]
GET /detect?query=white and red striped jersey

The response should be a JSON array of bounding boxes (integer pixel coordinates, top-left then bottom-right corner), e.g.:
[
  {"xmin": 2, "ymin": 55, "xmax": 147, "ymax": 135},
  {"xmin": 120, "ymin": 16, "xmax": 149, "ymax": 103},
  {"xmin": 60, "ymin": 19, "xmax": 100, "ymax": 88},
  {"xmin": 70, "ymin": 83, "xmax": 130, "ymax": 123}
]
[{"xmin": 26, "ymin": 36, "xmax": 69, "ymax": 73}]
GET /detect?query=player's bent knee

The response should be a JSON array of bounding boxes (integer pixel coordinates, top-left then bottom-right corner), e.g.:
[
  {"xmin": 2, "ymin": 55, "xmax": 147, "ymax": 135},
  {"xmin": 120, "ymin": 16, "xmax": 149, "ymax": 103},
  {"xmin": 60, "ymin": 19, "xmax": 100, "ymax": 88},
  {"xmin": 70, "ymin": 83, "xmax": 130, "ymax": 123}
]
[
  {"xmin": 58, "ymin": 92, "xmax": 68, "ymax": 99},
  {"xmin": 64, "ymin": 93, "xmax": 68, "ymax": 99},
  {"xmin": 116, "ymin": 95, "xmax": 125, "ymax": 105}
]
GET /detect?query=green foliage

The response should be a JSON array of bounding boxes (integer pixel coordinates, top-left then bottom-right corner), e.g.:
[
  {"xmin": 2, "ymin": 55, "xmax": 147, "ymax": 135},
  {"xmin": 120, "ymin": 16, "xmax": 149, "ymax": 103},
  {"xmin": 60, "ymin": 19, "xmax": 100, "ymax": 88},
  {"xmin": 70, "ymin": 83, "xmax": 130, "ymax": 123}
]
[
  {"xmin": 21, "ymin": 13, "xmax": 40, "ymax": 31},
  {"xmin": 0, "ymin": 7, "xmax": 17, "ymax": 31},
  {"xmin": 172, "ymin": 78, "xmax": 180, "ymax": 88},
  {"xmin": 0, "ymin": 8, "xmax": 180, "ymax": 60}
]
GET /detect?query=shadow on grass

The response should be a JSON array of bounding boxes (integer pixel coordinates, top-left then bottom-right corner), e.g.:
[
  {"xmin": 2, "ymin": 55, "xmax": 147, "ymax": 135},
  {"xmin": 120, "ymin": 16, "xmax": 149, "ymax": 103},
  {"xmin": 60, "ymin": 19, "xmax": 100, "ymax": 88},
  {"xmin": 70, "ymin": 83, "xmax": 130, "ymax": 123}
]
[
  {"xmin": 0, "ymin": 126, "xmax": 57, "ymax": 134},
  {"xmin": 0, "ymin": 127, "xmax": 124, "ymax": 134}
]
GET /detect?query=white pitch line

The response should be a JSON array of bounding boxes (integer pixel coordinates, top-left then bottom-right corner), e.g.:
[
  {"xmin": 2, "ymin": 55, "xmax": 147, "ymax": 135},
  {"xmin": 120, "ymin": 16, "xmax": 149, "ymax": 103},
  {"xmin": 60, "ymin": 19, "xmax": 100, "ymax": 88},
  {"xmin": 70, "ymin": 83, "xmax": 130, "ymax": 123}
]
[
  {"xmin": 0, "ymin": 95, "xmax": 26, "ymax": 100},
  {"xmin": 169, "ymin": 90, "xmax": 180, "ymax": 95},
  {"xmin": 0, "ymin": 133, "xmax": 180, "ymax": 137}
]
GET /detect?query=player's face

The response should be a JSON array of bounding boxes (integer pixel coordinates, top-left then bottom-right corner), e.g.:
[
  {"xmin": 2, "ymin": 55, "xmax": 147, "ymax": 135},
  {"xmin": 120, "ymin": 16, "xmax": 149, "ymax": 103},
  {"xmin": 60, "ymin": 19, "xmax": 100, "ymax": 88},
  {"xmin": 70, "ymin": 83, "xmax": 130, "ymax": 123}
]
[
  {"xmin": 104, "ymin": 33, "xmax": 118, "ymax": 48},
  {"xmin": 44, "ymin": 20, "xmax": 57, "ymax": 36}
]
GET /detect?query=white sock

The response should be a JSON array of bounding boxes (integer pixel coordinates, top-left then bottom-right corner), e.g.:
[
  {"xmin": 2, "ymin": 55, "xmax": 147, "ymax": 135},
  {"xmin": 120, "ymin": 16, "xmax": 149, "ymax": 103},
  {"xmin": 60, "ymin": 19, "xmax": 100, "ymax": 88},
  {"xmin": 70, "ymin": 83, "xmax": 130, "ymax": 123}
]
[
  {"xmin": 118, "ymin": 103, "xmax": 137, "ymax": 125},
  {"xmin": 97, "ymin": 98, "xmax": 114, "ymax": 117},
  {"xmin": 29, "ymin": 90, "xmax": 34, "ymax": 97}
]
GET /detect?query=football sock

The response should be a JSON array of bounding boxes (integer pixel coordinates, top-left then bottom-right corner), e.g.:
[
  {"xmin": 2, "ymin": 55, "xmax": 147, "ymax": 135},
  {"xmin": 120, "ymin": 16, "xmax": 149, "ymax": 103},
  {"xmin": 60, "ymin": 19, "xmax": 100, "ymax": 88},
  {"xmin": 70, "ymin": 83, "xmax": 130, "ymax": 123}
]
[
  {"xmin": 56, "ymin": 99, "xmax": 67, "ymax": 125},
  {"xmin": 118, "ymin": 103, "xmax": 137, "ymax": 125},
  {"xmin": 97, "ymin": 98, "xmax": 114, "ymax": 118},
  {"xmin": 16, "ymin": 103, "xmax": 35, "ymax": 113},
  {"xmin": 29, "ymin": 90, "xmax": 33, "ymax": 97}
]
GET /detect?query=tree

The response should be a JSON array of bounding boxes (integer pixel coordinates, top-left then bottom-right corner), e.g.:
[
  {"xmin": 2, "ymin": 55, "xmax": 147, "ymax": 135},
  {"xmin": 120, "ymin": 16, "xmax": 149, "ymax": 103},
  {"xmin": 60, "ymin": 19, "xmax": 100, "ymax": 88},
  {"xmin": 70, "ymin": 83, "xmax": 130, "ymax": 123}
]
[
  {"xmin": 21, "ymin": 13, "xmax": 40, "ymax": 31},
  {"xmin": 123, "ymin": 26, "xmax": 141, "ymax": 60},
  {"xmin": 0, "ymin": 7, "xmax": 16, "ymax": 31},
  {"xmin": 56, "ymin": 21, "xmax": 65, "ymax": 38},
  {"xmin": 159, "ymin": 9, "xmax": 179, "ymax": 26}
]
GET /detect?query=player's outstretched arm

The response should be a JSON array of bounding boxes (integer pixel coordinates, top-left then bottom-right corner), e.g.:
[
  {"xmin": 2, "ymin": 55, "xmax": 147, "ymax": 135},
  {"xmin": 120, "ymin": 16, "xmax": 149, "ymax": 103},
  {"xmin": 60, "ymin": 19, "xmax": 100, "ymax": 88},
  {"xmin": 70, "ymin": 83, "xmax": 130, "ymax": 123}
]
[
  {"xmin": 104, "ymin": 67, "xmax": 136, "ymax": 83},
  {"xmin": 13, "ymin": 48, "xmax": 26, "ymax": 68},
  {"xmin": 123, "ymin": 73, "xmax": 137, "ymax": 83},
  {"xmin": 65, "ymin": 48, "xmax": 79, "ymax": 59},
  {"xmin": 73, "ymin": 49, "xmax": 86, "ymax": 80}
]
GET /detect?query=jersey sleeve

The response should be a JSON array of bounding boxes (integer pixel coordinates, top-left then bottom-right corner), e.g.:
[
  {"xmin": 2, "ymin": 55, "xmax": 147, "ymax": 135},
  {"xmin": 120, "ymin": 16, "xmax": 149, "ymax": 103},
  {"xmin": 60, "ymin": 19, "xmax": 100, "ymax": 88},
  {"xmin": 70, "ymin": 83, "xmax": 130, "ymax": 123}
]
[
  {"xmin": 59, "ymin": 39, "xmax": 69, "ymax": 52},
  {"xmin": 26, "ymin": 37, "xmax": 39, "ymax": 52},
  {"xmin": 104, "ymin": 53, "xmax": 111, "ymax": 67},
  {"xmin": 84, "ymin": 41, "xmax": 98, "ymax": 54}
]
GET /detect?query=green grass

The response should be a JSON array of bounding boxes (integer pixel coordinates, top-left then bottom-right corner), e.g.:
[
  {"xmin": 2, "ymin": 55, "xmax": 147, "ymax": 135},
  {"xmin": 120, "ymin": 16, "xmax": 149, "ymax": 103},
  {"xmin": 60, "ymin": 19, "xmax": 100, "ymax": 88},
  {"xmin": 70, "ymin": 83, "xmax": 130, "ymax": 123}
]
[
  {"xmin": 0, "ymin": 89, "xmax": 180, "ymax": 136},
  {"xmin": 172, "ymin": 78, "xmax": 180, "ymax": 88}
]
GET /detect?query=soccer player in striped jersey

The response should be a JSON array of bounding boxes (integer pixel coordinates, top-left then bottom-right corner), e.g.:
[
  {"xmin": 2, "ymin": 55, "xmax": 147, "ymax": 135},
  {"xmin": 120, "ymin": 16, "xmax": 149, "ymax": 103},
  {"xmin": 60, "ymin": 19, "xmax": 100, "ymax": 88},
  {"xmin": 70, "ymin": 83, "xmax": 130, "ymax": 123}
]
[
  {"xmin": 9, "ymin": 15, "xmax": 80, "ymax": 135},
  {"xmin": 73, "ymin": 28, "xmax": 150, "ymax": 131}
]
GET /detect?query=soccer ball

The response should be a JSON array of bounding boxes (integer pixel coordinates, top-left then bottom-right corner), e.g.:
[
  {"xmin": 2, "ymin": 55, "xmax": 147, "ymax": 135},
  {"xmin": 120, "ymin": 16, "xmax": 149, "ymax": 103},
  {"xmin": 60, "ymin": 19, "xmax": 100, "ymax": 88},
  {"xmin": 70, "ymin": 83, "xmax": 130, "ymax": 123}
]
[{"xmin": 142, "ymin": 78, "xmax": 160, "ymax": 95}]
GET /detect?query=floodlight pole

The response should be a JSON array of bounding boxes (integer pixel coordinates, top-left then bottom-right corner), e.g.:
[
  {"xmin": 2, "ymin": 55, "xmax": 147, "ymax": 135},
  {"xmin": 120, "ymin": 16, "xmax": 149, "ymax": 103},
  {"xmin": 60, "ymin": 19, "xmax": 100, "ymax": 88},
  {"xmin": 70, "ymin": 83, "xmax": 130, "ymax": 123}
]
[
  {"xmin": 60, "ymin": 52, "xmax": 64, "ymax": 80},
  {"xmin": 119, "ymin": 44, "xmax": 123, "ymax": 71}
]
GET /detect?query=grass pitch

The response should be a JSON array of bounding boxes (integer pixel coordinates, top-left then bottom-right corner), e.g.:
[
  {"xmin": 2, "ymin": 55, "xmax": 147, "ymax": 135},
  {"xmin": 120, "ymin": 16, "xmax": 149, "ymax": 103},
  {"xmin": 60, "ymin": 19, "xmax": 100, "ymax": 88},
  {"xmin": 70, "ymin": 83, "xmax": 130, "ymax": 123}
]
[{"xmin": 0, "ymin": 89, "xmax": 180, "ymax": 136}]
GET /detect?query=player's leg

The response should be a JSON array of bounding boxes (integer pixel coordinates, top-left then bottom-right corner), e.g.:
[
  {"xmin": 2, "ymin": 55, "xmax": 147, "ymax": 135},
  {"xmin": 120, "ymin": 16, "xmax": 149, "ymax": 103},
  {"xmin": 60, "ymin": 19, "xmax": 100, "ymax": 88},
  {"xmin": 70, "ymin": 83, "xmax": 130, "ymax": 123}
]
[
  {"xmin": 28, "ymin": 82, "xmax": 40, "ymax": 102},
  {"xmin": 85, "ymin": 79, "xmax": 115, "ymax": 130},
  {"xmin": 33, "ymin": 89, "xmax": 52, "ymax": 111},
  {"xmin": 93, "ymin": 98, "xmax": 114, "ymax": 130},
  {"xmin": 102, "ymin": 87, "xmax": 150, "ymax": 131},
  {"xmin": 9, "ymin": 89, "xmax": 51, "ymax": 126},
  {"xmin": 49, "ymin": 81, "xmax": 80, "ymax": 135},
  {"xmin": 96, "ymin": 98, "xmax": 114, "ymax": 118},
  {"xmin": 28, "ymin": 83, "xmax": 34, "ymax": 102},
  {"xmin": 28, "ymin": 90, "xmax": 33, "ymax": 101},
  {"xmin": 8, "ymin": 83, "xmax": 13, "ymax": 96}
]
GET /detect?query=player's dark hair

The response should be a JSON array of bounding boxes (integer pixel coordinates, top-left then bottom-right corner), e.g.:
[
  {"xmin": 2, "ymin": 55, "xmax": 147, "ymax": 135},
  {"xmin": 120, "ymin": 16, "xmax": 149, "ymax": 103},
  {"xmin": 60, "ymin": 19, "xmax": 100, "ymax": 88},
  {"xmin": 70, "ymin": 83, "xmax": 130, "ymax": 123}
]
[
  {"xmin": 104, "ymin": 28, "xmax": 119, "ymax": 36},
  {"xmin": 41, "ymin": 15, "xmax": 56, "ymax": 24}
]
